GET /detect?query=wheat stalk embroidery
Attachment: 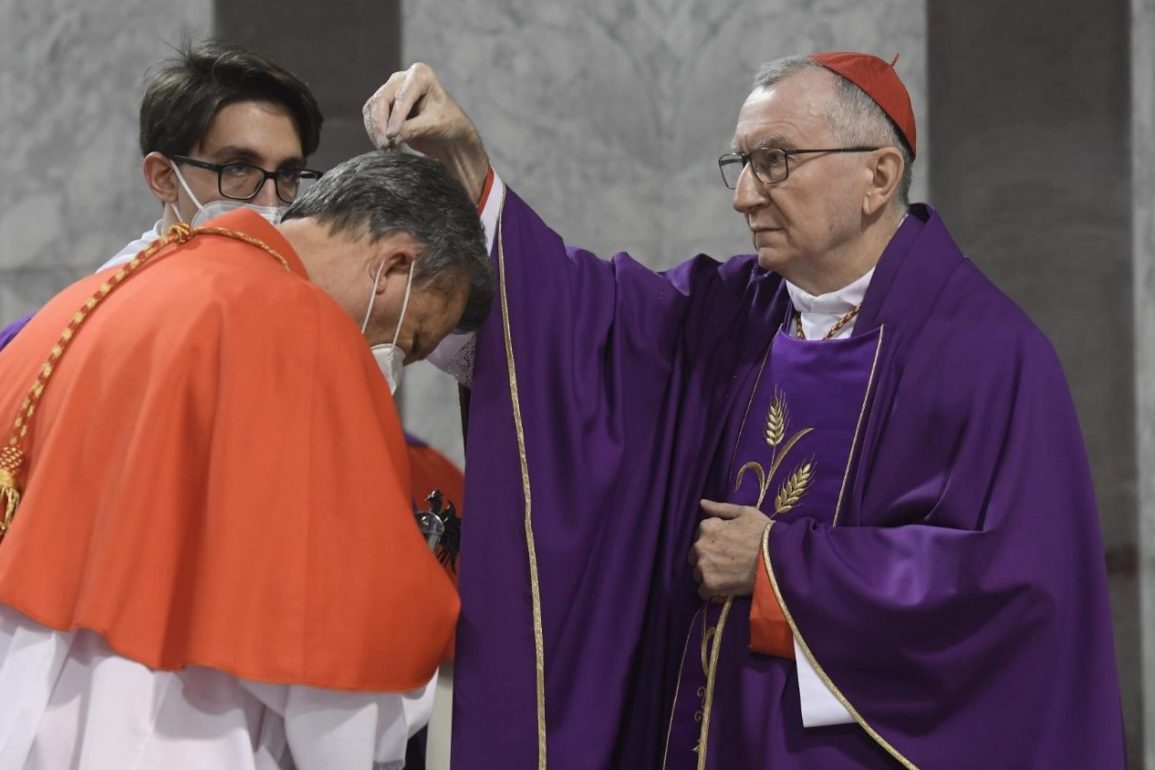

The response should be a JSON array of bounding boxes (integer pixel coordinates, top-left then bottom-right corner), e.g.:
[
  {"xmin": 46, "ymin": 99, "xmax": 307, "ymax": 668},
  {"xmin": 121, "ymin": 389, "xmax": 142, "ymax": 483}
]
[
  {"xmin": 774, "ymin": 460, "xmax": 815, "ymax": 515},
  {"xmin": 765, "ymin": 392, "xmax": 787, "ymax": 447},
  {"xmin": 735, "ymin": 389, "xmax": 814, "ymax": 513}
]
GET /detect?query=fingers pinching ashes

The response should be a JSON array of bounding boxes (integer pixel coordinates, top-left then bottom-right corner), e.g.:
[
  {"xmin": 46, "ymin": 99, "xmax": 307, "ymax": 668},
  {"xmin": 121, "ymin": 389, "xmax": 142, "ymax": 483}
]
[
  {"xmin": 361, "ymin": 63, "xmax": 490, "ymax": 201},
  {"xmin": 362, "ymin": 75, "xmax": 399, "ymax": 150},
  {"xmin": 363, "ymin": 66, "xmax": 427, "ymax": 150},
  {"xmin": 691, "ymin": 499, "xmax": 772, "ymax": 600}
]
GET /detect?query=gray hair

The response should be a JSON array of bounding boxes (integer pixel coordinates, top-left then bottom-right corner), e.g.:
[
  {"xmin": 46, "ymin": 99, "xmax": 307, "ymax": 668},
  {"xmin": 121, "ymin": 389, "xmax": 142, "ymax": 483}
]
[
  {"xmin": 283, "ymin": 151, "xmax": 493, "ymax": 333},
  {"xmin": 752, "ymin": 55, "xmax": 913, "ymax": 207}
]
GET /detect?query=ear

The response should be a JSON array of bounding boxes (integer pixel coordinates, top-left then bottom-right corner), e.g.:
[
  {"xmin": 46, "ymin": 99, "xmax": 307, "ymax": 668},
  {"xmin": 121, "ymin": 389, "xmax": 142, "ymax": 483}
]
[
  {"xmin": 862, "ymin": 147, "xmax": 904, "ymax": 217},
  {"xmin": 142, "ymin": 152, "xmax": 179, "ymax": 204},
  {"xmin": 366, "ymin": 232, "xmax": 419, "ymax": 295}
]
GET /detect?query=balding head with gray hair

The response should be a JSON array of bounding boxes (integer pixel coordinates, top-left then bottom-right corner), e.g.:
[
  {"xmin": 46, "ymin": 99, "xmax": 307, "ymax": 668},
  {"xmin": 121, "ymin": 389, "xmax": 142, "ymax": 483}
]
[
  {"xmin": 753, "ymin": 56, "xmax": 913, "ymax": 207},
  {"xmin": 284, "ymin": 151, "xmax": 493, "ymax": 333}
]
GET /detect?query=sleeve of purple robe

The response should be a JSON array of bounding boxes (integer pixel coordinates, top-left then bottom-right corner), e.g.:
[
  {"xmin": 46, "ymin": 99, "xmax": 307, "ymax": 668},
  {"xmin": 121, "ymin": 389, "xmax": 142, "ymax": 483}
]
[
  {"xmin": 766, "ymin": 309, "xmax": 1125, "ymax": 767},
  {"xmin": 455, "ymin": 185, "xmax": 778, "ymax": 770}
]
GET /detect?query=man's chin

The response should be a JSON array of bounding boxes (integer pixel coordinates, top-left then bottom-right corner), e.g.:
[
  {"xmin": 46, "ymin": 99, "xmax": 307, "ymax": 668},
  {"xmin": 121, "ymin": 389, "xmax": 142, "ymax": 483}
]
[{"xmin": 755, "ymin": 248, "xmax": 790, "ymax": 273}]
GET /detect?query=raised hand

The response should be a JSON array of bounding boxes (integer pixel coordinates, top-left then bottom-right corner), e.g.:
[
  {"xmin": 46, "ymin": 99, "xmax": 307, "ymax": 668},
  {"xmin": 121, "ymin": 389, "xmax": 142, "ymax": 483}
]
[{"xmin": 362, "ymin": 63, "xmax": 490, "ymax": 201}]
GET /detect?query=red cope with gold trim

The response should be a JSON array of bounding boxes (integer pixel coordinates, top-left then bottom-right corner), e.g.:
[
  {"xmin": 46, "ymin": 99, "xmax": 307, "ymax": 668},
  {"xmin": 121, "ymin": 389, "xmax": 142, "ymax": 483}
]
[{"xmin": 0, "ymin": 209, "xmax": 458, "ymax": 692}]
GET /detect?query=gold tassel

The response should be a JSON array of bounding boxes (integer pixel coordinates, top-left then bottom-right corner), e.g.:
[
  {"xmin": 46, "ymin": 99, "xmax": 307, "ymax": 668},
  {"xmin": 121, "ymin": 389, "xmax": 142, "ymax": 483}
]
[{"xmin": 0, "ymin": 447, "xmax": 24, "ymax": 539}]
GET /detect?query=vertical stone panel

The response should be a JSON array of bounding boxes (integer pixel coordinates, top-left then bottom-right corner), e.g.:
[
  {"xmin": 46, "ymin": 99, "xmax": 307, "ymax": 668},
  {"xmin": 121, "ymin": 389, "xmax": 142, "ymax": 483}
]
[
  {"xmin": 1134, "ymin": 0, "xmax": 1155, "ymax": 764},
  {"xmin": 0, "ymin": 0, "xmax": 212, "ymax": 323},
  {"xmin": 929, "ymin": 1, "xmax": 1141, "ymax": 762}
]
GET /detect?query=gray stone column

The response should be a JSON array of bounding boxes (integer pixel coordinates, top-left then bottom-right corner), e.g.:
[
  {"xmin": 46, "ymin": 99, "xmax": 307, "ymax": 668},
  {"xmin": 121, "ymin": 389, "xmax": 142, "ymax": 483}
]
[
  {"xmin": 214, "ymin": 0, "xmax": 399, "ymax": 172},
  {"xmin": 0, "ymin": 0, "xmax": 212, "ymax": 324},
  {"xmin": 928, "ymin": 1, "xmax": 1141, "ymax": 763},
  {"xmin": 1135, "ymin": 0, "xmax": 1155, "ymax": 765}
]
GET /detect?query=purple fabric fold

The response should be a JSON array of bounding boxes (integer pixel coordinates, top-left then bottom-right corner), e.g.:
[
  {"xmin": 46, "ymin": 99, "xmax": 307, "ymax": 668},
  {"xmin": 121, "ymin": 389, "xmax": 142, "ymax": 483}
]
[{"xmin": 0, "ymin": 313, "xmax": 33, "ymax": 353}]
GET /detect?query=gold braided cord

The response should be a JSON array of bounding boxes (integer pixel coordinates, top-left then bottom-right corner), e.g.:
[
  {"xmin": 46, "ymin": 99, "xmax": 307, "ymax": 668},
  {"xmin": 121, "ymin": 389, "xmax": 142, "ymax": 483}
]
[
  {"xmin": 495, "ymin": 193, "xmax": 548, "ymax": 769},
  {"xmin": 762, "ymin": 522, "xmax": 919, "ymax": 768},
  {"xmin": 0, "ymin": 223, "xmax": 292, "ymax": 542},
  {"xmin": 660, "ymin": 604, "xmax": 704, "ymax": 769},
  {"xmin": 696, "ymin": 597, "xmax": 733, "ymax": 769},
  {"xmin": 795, "ymin": 304, "xmax": 862, "ymax": 340}
]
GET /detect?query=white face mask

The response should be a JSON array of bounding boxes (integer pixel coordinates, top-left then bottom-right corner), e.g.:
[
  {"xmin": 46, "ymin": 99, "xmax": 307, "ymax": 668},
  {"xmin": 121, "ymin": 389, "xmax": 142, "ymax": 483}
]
[
  {"xmin": 361, "ymin": 259, "xmax": 415, "ymax": 394},
  {"xmin": 169, "ymin": 162, "xmax": 286, "ymax": 227}
]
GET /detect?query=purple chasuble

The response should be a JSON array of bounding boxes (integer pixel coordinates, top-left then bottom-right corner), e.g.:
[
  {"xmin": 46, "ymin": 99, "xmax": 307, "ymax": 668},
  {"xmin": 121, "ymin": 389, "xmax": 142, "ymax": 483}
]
[
  {"xmin": 454, "ymin": 188, "xmax": 1124, "ymax": 769},
  {"xmin": 665, "ymin": 327, "xmax": 893, "ymax": 769}
]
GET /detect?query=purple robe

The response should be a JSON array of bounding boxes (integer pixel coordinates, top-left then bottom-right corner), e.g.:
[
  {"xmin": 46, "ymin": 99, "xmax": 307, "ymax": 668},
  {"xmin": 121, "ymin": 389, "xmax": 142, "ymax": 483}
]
[
  {"xmin": 664, "ymin": 325, "xmax": 891, "ymax": 769},
  {"xmin": 454, "ymin": 189, "xmax": 1124, "ymax": 768},
  {"xmin": 0, "ymin": 313, "xmax": 33, "ymax": 353}
]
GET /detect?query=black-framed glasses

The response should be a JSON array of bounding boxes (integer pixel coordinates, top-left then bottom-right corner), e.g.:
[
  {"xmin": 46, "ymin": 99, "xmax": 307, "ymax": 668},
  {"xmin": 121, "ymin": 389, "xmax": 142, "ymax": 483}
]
[
  {"xmin": 172, "ymin": 155, "xmax": 323, "ymax": 204},
  {"xmin": 717, "ymin": 146, "xmax": 880, "ymax": 189}
]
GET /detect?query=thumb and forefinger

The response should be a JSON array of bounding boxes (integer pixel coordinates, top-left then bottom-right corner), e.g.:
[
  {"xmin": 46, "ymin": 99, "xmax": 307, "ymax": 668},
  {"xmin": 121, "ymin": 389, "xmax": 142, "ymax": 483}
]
[
  {"xmin": 363, "ymin": 65, "xmax": 434, "ymax": 149},
  {"xmin": 700, "ymin": 499, "xmax": 745, "ymax": 520}
]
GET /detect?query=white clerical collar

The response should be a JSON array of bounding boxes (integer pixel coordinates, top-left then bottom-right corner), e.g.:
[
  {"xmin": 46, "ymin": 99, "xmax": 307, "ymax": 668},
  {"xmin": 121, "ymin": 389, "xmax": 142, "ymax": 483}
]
[{"xmin": 785, "ymin": 267, "xmax": 875, "ymax": 316}]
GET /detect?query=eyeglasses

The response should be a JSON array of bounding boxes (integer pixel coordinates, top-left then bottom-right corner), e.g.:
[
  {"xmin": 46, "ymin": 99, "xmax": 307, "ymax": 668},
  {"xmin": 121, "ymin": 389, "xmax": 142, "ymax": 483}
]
[
  {"xmin": 172, "ymin": 155, "xmax": 323, "ymax": 204},
  {"xmin": 717, "ymin": 146, "xmax": 880, "ymax": 189}
]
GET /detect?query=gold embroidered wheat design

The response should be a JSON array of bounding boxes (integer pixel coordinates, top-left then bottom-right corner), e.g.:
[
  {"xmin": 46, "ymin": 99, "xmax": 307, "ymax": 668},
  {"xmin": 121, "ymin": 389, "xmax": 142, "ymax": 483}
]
[
  {"xmin": 774, "ymin": 460, "xmax": 815, "ymax": 515},
  {"xmin": 734, "ymin": 390, "xmax": 815, "ymax": 516},
  {"xmin": 764, "ymin": 392, "xmax": 787, "ymax": 448}
]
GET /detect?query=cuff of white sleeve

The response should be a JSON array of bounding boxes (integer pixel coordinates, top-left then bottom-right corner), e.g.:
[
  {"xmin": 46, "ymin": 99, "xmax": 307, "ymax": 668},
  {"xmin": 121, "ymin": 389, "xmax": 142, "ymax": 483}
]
[{"xmin": 795, "ymin": 638, "xmax": 854, "ymax": 727}]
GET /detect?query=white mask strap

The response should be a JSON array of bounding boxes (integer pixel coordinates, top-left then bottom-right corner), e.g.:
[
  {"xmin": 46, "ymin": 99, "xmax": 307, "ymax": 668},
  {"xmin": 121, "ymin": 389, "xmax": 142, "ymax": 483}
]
[
  {"xmin": 166, "ymin": 201, "xmax": 189, "ymax": 225},
  {"xmin": 361, "ymin": 260, "xmax": 389, "ymax": 334},
  {"xmin": 391, "ymin": 264, "xmax": 415, "ymax": 348},
  {"xmin": 169, "ymin": 161, "xmax": 206, "ymax": 213}
]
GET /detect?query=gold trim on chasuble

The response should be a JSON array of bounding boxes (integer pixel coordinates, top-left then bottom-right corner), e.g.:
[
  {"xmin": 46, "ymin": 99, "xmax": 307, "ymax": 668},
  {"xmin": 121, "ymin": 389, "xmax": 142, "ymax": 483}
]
[
  {"xmin": 661, "ymin": 604, "xmax": 706, "ymax": 770},
  {"xmin": 687, "ymin": 326, "xmax": 915, "ymax": 769},
  {"xmin": 495, "ymin": 191, "xmax": 549, "ymax": 770},
  {"xmin": 694, "ymin": 353, "xmax": 821, "ymax": 768},
  {"xmin": 761, "ymin": 327, "xmax": 920, "ymax": 769},
  {"xmin": 0, "ymin": 224, "xmax": 291, "ymax": 544}
]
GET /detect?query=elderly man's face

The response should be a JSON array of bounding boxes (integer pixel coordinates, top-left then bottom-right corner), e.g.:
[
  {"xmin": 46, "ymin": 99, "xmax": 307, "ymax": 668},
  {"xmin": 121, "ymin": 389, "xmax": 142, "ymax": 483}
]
[{"xmin": 731, "ymin": 69, "xmax": 872, "ymax": 287}]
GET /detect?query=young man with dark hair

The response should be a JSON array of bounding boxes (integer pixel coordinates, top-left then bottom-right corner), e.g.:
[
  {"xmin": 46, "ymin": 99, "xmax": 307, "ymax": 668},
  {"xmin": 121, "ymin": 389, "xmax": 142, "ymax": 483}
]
[
  {"xmin": 121, "ymin": 39, "xmax": 325, "ymax": 262},
  {"xmin": 0, "ymin": 39, "xmax": 323, "ymax": 347}
]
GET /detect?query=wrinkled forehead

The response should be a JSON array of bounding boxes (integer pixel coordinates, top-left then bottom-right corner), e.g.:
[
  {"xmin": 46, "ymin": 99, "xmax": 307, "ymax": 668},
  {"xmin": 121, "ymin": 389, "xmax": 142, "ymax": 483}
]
[{"xmin": 732, "ymin": 69, "xmax": 839, "ymax": 152}]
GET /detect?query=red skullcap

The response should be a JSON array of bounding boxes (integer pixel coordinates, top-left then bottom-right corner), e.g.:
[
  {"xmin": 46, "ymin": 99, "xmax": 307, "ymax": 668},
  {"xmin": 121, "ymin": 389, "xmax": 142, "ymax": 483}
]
[{"xmin": 809, "ymin": 51, "xmax": 917, "ymax": 157}]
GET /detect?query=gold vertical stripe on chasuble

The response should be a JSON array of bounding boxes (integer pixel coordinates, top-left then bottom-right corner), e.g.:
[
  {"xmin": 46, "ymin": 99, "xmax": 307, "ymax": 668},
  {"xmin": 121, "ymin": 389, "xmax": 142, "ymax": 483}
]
[{"xmin": 495, "ymin": 197, "xmax": 548, "ymax": 770}]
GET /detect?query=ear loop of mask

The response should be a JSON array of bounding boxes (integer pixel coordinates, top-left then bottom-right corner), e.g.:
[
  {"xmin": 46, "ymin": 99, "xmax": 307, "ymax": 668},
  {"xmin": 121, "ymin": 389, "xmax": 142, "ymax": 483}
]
[
  {"xmin": 362, "ymin": 260, "xmax": 415, "ymax": 394},
  {"xmin": 361, "ymin": 260, "xmax": 415, "ymax": 344},
  {"xmin": 361, "ymin": 260, "xmax": 389, "ymax": 333},
  {"xmin": 391, "ymin": 265, "xmax": 415, "ymax": 348},
  {"xmin": 168, "ymin": 162, "xmax": 205, "ymax": 225}
]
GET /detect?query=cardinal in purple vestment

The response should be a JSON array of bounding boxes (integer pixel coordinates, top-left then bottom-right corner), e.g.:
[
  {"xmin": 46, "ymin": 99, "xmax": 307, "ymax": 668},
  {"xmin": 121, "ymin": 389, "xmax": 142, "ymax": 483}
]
[{"xmin": 364, "ymin": 53, "xmax": 1125, "ymax": 769}]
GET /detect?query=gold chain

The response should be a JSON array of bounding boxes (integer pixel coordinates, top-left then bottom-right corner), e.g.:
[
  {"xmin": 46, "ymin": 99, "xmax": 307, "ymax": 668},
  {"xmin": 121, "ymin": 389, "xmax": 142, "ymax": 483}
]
[
  {"xmin": 795, "ymin": 304, "xmax": 862, "ymax": 341},
  {"xmin": 0, "ymin": 223, "xmax": 291, "ymax": 540}
]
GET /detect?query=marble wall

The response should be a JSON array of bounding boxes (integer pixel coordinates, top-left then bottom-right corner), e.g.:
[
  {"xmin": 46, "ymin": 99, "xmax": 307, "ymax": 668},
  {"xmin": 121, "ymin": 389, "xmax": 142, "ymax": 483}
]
[
  {"xmin": 400, "ymin": 0, "xmax": 927, "ymax": 466},
  {"xmin": 0, "ymin": 0, "xmax": 212, "ymax": 324},
  {"xmin": 1136, "ymin": 0, "xmax": 1155, "ymax": 763},
  {"xmin": 928, "ymin": 0, "xmax": 1142, "ymax": 762}
]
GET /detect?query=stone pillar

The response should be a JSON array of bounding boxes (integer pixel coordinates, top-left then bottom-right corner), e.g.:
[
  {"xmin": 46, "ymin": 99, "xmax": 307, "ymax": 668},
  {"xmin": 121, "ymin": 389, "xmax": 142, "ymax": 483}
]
[
  {"xmin": 928, "ymin": 1, "xmax": 1141, "ymax": 763},
  {"xmin": 0, "ymin": 0, "xmax": 212, "ymax": 324},
  {"xmin": 1134, "ymin": 0, "xmax": 1155, "ymax": 764},
  {"xmin": 214, "ymin": 0, "xmax": 399, "ymax": 172}
]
